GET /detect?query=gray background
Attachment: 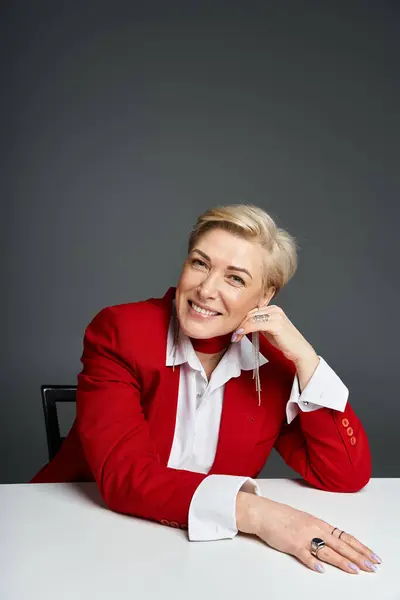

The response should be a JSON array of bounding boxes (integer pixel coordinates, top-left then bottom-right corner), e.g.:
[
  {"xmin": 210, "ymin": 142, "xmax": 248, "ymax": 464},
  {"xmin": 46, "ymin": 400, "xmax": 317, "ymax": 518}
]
[{"xmin": 2, "ymin": 0, "xmax": 399, "ymax": 484}]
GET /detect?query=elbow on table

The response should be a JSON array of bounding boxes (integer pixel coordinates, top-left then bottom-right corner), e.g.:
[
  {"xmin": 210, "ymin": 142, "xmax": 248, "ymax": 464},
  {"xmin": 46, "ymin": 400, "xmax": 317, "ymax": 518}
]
[
  {"xmin": 337, "ymin": 474, "xmax": 371, "ymax": 493},
  {"xmin": 339, "ymin": 455, "xmax": 373, "ymax": 493},
  {"xmin": 98, "ymin": 458, "xmax": 164, "ymax": 521},
  {"xmin": 310, "ymin": 447, "xmax": 373, "ymax": 493},
  {"xmin": 306, "ymin": 454, "xmax": 372, "ymax": 493},
  {"xmin": 99, "ymin": 476, "xmax": 146, "ymax": 520},
  {"xmin": 320, "ymin": 468, "xmax": 372, "ymax": 494}
]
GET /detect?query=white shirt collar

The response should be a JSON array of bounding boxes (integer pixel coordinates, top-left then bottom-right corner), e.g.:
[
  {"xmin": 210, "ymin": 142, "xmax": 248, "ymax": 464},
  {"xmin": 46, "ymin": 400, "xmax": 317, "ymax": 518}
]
[{"xmin": 165, "ymin": 301, "xmax": 268, "ymax": 390}]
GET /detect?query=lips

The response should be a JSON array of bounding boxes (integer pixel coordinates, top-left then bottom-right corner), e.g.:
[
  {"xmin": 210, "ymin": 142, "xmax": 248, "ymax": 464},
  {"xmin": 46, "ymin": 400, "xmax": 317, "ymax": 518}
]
[{"xmin": 188, "ymin": 300, "xmax": 222, "ymax": 316}]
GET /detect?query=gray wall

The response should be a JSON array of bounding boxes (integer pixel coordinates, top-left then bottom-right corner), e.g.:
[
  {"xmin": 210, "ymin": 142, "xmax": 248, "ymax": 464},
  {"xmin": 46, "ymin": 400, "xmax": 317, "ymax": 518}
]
[{"xmin": 2, "ymin": 0, "xmax": 399, "ymax": 484}]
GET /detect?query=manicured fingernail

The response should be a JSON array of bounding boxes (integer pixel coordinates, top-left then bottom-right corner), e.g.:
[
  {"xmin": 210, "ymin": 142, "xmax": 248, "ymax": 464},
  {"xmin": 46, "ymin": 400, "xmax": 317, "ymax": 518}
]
[
  {"xmin": 315, "ymin": 563, "xmax": 325, "ymax": 573},
  {"xmin": 364, "ymin": 560, "xmax": 378, "ymax": 572},
  {"xmin": 371, "ymin": 553, "xmax": 382, "ymax": 564},
  {"xmin": 235, "ymin": 329, "xmax": 245, "ymax": 334},
  {"xmin": 231, "ymin": 334, "xmax": 238, "ymax": 342},
  {"xmin": 348, "ymin": 562, "xmax": 360, "ymax": 573}
]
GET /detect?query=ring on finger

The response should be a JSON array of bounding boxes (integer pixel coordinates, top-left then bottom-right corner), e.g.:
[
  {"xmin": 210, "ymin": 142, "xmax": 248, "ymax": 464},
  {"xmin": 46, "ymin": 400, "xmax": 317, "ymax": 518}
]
[
  {"xmin": 253, "ymin": 313, "xmax": 270, "ymax": 322},
  {"xmin": 321, "ymin": 534, "xmax": 374, "ymax": 573},
  {"xmin": 311, "ymin": 537, "xmax": 326, "ymax": 558},
  {"xmin": 311, "ymin": 543, "xmax": 360, "ymax": 573},
  {"xmin": 331, "ymin": 527, "xmax": 345, "ymax": 539}
]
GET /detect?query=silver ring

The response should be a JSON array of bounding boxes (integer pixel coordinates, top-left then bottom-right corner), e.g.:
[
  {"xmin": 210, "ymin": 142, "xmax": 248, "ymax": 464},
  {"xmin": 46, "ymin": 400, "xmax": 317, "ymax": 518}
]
[
  {"xmin": 253, "ymin": 313, "xmax": 270, "ymax": 322},
  {"xmin": 310, "ymin": 537, "xmax": 326, "ymax": 558},
  {"xmin": 331, "ymin": 527, "xmax": 345, "ymax": 539}
]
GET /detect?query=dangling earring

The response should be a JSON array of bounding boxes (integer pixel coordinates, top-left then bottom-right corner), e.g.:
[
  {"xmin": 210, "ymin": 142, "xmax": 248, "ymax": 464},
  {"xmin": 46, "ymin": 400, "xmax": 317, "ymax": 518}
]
[
  {"xmin": 252, "ymin": 330, "xmax": 262, "ymax": 406},
  {"xmin": 172, "ymin": 309, "xmax": 180, "ymax": 372}
]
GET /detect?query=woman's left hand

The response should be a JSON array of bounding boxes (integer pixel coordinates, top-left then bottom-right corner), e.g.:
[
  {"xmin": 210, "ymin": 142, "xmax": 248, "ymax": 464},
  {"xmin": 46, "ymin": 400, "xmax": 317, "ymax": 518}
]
[{"xmin": 231, "ymin": 305, "xmax": 316, "ymax": 365}]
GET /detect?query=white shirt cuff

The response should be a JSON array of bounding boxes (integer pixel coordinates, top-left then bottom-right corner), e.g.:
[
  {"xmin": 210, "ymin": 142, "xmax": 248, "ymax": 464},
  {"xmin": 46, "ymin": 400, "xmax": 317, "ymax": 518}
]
[
  {"xmin": 286, "ymin": 356, "xmax": 349, "ymax": 425},
  {"xmin": 188, "ymin": 474, "xmax": 261, "ymax": 541}
]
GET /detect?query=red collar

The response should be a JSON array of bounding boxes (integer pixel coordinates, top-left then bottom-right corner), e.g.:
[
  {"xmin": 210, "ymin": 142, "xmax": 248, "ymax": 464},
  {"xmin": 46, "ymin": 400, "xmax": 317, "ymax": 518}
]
[{"xmin": 189, "ymin": 333, "xmax": 232, "ymax": 354}]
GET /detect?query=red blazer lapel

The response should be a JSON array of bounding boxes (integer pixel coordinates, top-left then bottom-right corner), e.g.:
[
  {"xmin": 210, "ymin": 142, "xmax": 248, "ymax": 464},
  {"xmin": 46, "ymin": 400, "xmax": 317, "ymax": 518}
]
[{"xmin": 147, "ymin": 367, "xmax": 181, "ymax": 467}]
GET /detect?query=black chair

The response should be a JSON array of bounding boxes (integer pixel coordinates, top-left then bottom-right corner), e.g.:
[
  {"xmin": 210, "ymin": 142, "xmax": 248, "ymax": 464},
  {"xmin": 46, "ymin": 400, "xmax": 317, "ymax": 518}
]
[{"xmin": 41, "ymin": 385, "xmax": 77, "ymax": 461}]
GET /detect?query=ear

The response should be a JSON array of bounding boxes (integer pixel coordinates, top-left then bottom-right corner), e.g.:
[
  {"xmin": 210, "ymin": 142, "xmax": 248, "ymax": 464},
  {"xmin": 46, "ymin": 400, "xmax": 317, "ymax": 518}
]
[{"xmin": 259, "ymin": 286, "xmax": 276, "ymax": 307}]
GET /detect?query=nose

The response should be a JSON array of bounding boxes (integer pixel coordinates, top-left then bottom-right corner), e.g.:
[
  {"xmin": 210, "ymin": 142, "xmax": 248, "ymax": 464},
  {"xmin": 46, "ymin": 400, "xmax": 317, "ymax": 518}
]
[{"xmin": 197, "ymin": 272, "xmax": 220, "ymax": 299}]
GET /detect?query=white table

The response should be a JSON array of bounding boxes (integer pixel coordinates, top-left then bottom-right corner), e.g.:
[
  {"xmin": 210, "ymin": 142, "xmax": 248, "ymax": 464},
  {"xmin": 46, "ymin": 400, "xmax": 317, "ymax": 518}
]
[{"xmin": 1, "ymin": 478, "xmax": 399, "ymax": 600}]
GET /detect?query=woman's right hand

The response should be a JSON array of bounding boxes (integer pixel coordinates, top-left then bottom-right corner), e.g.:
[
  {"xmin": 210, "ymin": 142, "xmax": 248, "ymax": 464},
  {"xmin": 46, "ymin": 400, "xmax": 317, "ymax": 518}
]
[{"xmin": 236, "ymin": 491, "xmax": 382, "ymax": 574}]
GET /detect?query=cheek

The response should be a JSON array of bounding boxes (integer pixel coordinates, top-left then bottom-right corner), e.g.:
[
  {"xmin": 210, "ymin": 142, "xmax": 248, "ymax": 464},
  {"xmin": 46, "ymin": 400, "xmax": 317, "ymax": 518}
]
[
  {"xmin": 176, "ymin": 269, "xmax": 198, "ymax": 306},
  {"xmin": 225, "ymin": 291, "xmax": 257, "ymax": 319},
  {"xmin": 224, "ymin": 291, "xmax": 250, "ymax": 316},
  {"xmin": 179, "ymin": 266, "xmax": 203, "ymax": 290}
]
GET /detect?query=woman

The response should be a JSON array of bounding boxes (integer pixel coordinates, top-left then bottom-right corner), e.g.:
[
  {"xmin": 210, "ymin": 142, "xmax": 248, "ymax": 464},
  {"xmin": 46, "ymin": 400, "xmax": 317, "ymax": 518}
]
[{"xmin": 31, "ymin": 204, "xmax": 380, "ymax": 575}]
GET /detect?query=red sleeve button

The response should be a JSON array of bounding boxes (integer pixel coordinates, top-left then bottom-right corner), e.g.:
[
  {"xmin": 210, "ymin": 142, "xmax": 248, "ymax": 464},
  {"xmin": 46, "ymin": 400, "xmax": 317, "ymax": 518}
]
[
  {"xmin": 346, "ymin": 427, "xmax": 354, "ymax": 436},
  {"xmin": 342, "ymin": 418, "xmax": 349, "ymax": 428},
  {"xmin": 170, "ymin": 521, "xmax": 179, "ymax": 528},
  {"xmin": 350, "ymin": 436, "xmax": 357, "ymax": 445},
  {"xmin": 160, "ymin": 519, "xmax": 169, "ymax": 526},
  {"xmin": 179, "ymin": 523, "xmax": 188, "ymax": 530}
]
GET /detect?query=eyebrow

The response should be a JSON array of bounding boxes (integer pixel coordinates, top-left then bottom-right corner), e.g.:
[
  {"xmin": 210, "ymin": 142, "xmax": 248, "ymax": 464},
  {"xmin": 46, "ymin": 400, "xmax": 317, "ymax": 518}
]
[{"xmin": 191, "ymin": 249, "xmax": 253, "ymax": 279}]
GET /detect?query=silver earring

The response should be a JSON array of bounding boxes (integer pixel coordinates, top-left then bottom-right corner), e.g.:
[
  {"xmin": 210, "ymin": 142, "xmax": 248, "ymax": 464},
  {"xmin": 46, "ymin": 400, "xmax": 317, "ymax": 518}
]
[
  {"xmin": 172, "ymin": 311, "xmax": 180, "ymax": 372},
  {"xmin": 252, "ymin": 330, "xmax": 262, "ymax": 406}
]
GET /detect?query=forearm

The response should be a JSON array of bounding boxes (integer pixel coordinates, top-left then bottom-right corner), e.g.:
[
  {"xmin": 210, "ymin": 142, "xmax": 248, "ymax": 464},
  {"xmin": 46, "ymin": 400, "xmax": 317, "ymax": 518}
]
[{"xmin": 294, "ymin": 351, "xmax": 320, "ymax": 393}]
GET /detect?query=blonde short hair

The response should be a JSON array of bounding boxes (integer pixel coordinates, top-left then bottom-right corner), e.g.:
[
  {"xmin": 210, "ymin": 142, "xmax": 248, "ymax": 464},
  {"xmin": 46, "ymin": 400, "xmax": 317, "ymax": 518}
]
[{"xmin": 188, "ymin": 204, "xmax": 299, "ymax": 298}]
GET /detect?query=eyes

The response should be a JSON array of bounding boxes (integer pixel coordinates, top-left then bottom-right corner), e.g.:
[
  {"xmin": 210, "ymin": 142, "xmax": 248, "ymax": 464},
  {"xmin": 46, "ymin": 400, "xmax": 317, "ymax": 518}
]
[{"xmin": 190, "ymin": 258, "xmax": 246, "ymax": 286}]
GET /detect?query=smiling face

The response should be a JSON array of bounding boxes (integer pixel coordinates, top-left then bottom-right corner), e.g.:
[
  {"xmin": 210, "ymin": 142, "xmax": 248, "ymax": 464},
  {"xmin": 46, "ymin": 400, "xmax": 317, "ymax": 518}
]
[{"xmin": 175, "ymin": 227, "xmax": 276, "ymax": 339}]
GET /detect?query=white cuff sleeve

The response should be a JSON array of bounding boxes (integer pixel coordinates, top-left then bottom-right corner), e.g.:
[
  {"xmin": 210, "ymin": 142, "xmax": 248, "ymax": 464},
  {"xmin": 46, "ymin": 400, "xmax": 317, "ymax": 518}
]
[
  {"xmin": 286, "ymin": 356, "xmax": 349, "ymax": 425},
  {"xmin": 188, "ymin": 474, "xmax": 261, "ymax": 541}
]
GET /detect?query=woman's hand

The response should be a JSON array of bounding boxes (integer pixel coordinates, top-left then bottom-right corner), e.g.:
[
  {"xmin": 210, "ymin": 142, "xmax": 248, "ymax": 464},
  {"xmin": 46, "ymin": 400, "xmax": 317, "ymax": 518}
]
[
  {"xmin": 236, "ymin": 492, "xmax": 382, "ymax": 574},
  {"xmin": 231, "ymin": 305, "xmax": 315, "ymax": 365}
]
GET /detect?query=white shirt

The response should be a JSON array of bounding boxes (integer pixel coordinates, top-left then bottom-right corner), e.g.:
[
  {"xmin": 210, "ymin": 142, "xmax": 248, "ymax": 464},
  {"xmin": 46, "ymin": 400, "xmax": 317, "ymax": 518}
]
[{"xmin": 165, "ymin": 308, "xmax": 349, "ymax": 541}]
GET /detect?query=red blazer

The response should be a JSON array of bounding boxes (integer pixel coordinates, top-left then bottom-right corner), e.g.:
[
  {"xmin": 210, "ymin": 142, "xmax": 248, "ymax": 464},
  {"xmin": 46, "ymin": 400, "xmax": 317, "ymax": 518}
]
[{"xmin": 30, "ymin": 286, "xmax": 372, "ymax": 529}]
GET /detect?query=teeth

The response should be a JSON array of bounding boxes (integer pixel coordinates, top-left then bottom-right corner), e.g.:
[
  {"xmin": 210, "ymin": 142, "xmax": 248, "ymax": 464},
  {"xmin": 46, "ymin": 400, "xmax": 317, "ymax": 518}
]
[{"xmin": 191, "ymin": 302, "xmax": 219, "ymax": 316}]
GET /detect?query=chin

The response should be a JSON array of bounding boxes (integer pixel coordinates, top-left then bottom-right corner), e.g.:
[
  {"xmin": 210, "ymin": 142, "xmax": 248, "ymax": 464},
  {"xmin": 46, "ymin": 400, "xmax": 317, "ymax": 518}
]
[
  {"xmin": 179, "ymin": 318, "xmax": 219, "ymax": 339},
  {"xmin": 177, "ymin": 311, "xmax": 226, "ymax": 339}
]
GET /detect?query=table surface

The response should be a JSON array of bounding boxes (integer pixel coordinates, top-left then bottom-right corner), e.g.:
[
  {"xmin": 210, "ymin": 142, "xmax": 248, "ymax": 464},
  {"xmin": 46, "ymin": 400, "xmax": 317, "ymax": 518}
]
[{"xmin": 1, "ymin": 478, "xmax": 399, "ymax": 600}]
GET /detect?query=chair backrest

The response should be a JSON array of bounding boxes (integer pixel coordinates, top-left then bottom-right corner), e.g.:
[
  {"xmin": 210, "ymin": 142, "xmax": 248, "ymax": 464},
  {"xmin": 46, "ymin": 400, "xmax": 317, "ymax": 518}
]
[{"xmin": 41, "ymin": 385, "xmax": 77, "ymax": 461}]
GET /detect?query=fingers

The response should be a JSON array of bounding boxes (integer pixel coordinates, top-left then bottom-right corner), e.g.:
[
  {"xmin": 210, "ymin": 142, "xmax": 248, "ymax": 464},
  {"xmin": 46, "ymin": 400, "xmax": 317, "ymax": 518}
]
[
  {"xmin": 249, "ymin": 305, "xmax": 281, "ymax": 318},
  {"xmin": 295, "ymin": 550, "xmax": 326, "ymax": 574},
  {"xmin": 296, "ymin": 521, "xmax": 381, "ymax": 575},
  {"xmin": 325, "ymin": 537, "xmax": 378, "ymax": 573},
  {"xmin": 335, "ymin": 530, "xmax": 380, "ymax": 562},
  {"xmin": 232, "ymin": 307, "xmax": 283, "ymax": 342},
  {"xmin": 298, "ymin": 546, "xmax": 362, "ymax": 575},
  {"xmin": 328, "ymin": 532, "xmax": 381, "ymax": 572},
  {"xmin": 297, "ymin": 533, "xmax": 381, "ymax": 575},
  {"xmin": 319, "ymin": 521, "xmax": 382, "ymax": 566}
]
